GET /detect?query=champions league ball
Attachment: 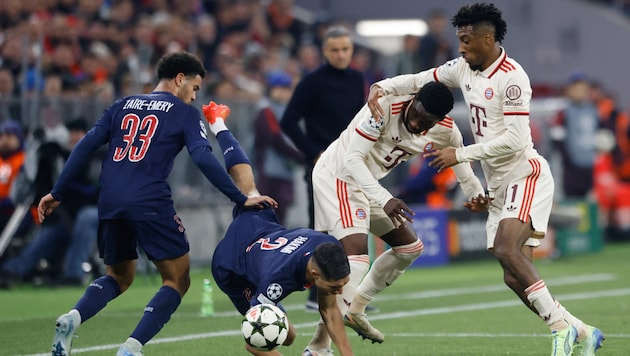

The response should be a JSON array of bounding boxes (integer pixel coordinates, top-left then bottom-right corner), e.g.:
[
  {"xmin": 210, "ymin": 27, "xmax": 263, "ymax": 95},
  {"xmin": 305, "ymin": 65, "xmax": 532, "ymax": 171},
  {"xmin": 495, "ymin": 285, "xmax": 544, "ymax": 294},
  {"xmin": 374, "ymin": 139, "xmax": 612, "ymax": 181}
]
[{"xmin": 241, "ymin": 304, "xmax": 288, "ymax": 351}]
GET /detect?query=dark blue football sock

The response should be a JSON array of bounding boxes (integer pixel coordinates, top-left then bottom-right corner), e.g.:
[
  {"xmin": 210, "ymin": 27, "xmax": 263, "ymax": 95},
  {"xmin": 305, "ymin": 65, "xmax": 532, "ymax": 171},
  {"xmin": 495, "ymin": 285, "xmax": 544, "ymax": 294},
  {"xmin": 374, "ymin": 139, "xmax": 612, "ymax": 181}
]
[
  {"xmin": 216, "ymin": 130, "xmax": 250, "ymax": 170},
  {"xmin": 130, "ymin": 286, "xmax": 182, "ymax": 345},
  {"xmin": 74, "ymin": 275, "xmax": 121, "ymax": 322}
]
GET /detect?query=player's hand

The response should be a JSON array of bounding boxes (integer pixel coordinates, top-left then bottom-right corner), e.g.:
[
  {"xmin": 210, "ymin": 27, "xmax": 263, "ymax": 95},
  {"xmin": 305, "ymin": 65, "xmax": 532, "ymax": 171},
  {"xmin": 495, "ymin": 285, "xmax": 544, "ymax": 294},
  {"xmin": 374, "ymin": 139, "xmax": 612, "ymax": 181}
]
[
  {"xmin": 244, "ymin": 195, "xmax": 279, "ymax": 209},
  {"xmin": 423, "ymin": 147, "xmax": 458, "ymax": 172},
  {"xmin": 383, "ymin": 198, "xmax": 414, "ymax": 227},
  {"xmin": 463, "ymin": 193, "xmax": 493, "ymax": 212},
  {"xmin": 367, "ymin": 84, "xmax": 386, "ymax": 119},
  {"xmin": 37, "ymin": 193, "xmax": 61, "ymax": 223},
  {"xmin": 202, "ymin": 101, "xmax": 230, "ymax": 124}
]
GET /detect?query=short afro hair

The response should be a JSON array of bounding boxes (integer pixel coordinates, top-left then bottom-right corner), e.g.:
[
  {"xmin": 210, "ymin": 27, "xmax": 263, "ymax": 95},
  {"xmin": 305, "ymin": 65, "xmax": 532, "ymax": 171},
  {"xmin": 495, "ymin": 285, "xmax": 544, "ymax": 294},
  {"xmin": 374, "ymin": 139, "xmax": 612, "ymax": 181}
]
[
  {"xmin": 416, "ymin": 81, "xmax": 454, "ymax": 118},
  {"xmin": 313, "ymin": 242, "xmax": 350, "ymax": 281},
  {"xmin": 156, "ymin": 52, "xmax": 206, "ymax": 80},
  {"xmin": 452, "ymin": 3, "xmax": 507, "ymax": 43}
]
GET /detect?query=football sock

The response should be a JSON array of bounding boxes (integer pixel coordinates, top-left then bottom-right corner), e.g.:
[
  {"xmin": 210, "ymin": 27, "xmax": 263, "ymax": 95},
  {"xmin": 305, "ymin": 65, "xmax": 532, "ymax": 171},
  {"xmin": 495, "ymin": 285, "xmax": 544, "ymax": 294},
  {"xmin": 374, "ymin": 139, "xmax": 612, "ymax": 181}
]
[
  {"xmin": 338, "ymin": 255, "xmax": 370, "ymax": 315},
  {"xmin": 525, "ymin": 280, "xmax": 566, "ymax": 331},
  {"xmin": 208, "ymin": 119, "xmax": 228, "ymax": 136},
  {"xmin": 122, "ymin": 337, "xmax": 143, "ymax": 353},
  {"xmin": 130, "ymin": 286, "xmax": 182, "ymax": 345},
  {"xmin": 555, "ymin": 300, "xmax": 587, "ymax": 340},
  {"xmin": 216, "ymin": 131, "xmax": 250, "ymax": 170},
  {"xmin": 307, "ymin": 320, "xmax": 331, "ymax": 350},
  {"xmin": 74, "ymin": 275, "xmax": 121, "ymax": 322},
  {"xmin": 349, "ymin": 240, "xmax": 423, "ymax": 314}
]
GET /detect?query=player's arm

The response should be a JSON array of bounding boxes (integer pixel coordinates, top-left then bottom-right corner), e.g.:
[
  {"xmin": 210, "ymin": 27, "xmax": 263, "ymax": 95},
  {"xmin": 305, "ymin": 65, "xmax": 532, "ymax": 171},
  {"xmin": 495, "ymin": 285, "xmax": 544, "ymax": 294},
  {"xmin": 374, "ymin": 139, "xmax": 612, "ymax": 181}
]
[
  {"xmin": 368, "ymin": 59, "xmax": 462, "ymax": 120},
  {"xmin": 447, "ymin": 124, "xmax": 485, "ymax": 200},
  {"xmin": 39, "ymin": 121, "xmax": 109, "ymax": 222},
  {"xmin": 318, "ymin": 292, "xmax": 354, "ymax": 356}
]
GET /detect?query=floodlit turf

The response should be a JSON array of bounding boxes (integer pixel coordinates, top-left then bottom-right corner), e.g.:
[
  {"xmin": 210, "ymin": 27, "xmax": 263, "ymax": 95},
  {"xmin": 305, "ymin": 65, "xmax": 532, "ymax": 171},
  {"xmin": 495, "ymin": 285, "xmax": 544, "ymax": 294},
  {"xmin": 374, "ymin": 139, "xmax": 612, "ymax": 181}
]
[{"xmin": 2, "ymin": 243, "xmax": 629, "ymax": 355}]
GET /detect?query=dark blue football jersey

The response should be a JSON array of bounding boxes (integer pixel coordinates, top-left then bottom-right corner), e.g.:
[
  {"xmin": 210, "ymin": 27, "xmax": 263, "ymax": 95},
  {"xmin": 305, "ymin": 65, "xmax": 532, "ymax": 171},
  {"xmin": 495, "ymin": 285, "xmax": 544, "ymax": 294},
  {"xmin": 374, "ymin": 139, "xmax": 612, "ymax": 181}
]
[
  {"xmin": 52, "ymin": 91, "xmax": 246, "ymax": 220},
  {"xmin": 214, "ymin": 206, "xmax": 339, "ymax": 306}
]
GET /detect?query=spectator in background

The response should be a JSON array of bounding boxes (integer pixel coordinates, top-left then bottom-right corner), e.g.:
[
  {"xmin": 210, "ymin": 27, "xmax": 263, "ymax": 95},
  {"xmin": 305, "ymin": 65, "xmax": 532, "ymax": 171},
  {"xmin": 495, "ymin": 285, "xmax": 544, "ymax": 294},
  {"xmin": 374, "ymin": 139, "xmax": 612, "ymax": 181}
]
[
  {"xmin": 591, "ymin": 82, "xmax": 630, "ymax": 241},
  {"xmin": 397, "ymin": 156, "xmax": 457, "ymax": 209},
  {"xmin": 280, "ymin": 25, "xmax": 365, "ymax": 312},
  {"xmin": 418, "ymin": 9, "xmax": 455, "ymax": 70},
  {"xmin": 0, "ymin": 67, "xmax": 20, "ymax": 122},
  {"xmin": 254, "ymin": 71, "xmax": 304, "ymax": 225},
  {"xmin": 265, "ymin": 0, "xmax": 304, "ymax": 56},
  {"xmin": 0, "ymin": 120, "xmax": 26, "ymax": 232},
  {"xmin": 551, "ymin": 71, "xmax": 601, "ymax": 198},
  {"xmin": 0, "ymin": 119, "xmax": 100, "ymax": 288},
  {"xmin": 386, "ymin": 34, "xmax": 422, "ymax": 77}
]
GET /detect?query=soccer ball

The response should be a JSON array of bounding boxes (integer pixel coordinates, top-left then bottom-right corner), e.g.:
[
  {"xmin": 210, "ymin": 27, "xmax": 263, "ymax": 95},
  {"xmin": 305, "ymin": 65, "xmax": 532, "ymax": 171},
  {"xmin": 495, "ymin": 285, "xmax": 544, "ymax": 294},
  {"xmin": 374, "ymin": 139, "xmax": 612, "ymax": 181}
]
[{"xmin": 241, "ymin": 304, "xmax": 288, "ymax": 351}]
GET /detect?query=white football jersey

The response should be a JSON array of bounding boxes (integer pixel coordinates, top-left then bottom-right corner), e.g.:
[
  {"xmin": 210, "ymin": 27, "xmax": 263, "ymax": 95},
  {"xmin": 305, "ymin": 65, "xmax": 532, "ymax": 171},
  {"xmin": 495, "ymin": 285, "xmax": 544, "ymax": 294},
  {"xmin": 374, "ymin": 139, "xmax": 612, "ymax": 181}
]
[
  {"xmin": 317, "ymin": 94, "xmax": 483, "ymax": 207},
  {"xmin": 377, "ymin": 48, "xmax": 542, "ymax": 191}
]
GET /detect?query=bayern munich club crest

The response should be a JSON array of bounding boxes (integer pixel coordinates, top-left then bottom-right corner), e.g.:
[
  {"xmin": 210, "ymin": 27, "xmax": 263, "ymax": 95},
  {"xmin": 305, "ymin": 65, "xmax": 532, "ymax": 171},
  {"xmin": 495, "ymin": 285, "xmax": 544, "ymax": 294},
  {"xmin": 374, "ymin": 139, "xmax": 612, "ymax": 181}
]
[
  {"xmin": 423, "ymin": 142, "xmax": 434, "ymax": 152},
  {"xmin": 355, "ymin": 208, "xmax": 367, "ymax": 220},
  {"xmin": 485, "ymin": 87, "xmax": 494, "ymax": 99}
]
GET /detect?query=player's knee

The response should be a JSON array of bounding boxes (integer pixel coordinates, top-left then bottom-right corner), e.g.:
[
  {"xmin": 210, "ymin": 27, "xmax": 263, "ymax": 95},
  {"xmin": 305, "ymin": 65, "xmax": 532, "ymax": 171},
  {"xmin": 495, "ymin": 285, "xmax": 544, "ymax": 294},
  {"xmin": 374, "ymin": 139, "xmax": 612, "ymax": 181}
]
[
  {"xmin": 392, "ymin": 239, "xmax": 424, "ymax": 262},
  {"xmin": 284, "ymin": 322, "xmax": 296, "ymax": 346}
]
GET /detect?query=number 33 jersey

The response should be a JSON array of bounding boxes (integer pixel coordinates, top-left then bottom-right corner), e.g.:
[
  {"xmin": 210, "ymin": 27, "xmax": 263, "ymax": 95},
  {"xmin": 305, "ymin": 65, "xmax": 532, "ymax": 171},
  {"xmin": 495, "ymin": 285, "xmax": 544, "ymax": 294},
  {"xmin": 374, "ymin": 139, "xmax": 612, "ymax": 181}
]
[{"xmin": 93, "ymin": 91, "xmax": 210, "ymax": 219}]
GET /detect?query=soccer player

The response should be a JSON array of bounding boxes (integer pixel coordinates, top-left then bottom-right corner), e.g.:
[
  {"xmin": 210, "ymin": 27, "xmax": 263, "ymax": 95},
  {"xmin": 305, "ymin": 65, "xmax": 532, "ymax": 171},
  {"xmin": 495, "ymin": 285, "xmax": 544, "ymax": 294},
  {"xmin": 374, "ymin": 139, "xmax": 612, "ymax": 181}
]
[
  {"xmin": 38, "ymin": 52, "xmax": 277, "ymax": 356},
  {"xmin": 204, "ymin": 102, "xmax": 354, "ymax": 356},
  {"xmin": 366, "ymin": 3, "xmax": 604, "ymax": 356},
  {"xmin": 309, "ymin": 81, "xmax": 486, "ymax": 348}
]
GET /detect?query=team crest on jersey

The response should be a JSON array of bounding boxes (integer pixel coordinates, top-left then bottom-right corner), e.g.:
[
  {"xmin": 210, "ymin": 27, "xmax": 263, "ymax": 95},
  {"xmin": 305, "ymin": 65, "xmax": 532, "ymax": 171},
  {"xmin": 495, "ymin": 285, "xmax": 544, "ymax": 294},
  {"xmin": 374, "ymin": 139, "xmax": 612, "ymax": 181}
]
[
  {"xmin": 355, "ymin": 208, "xmax": 367, "ymax": 220},
  {"xmin": 199, "ymin": 120, "xmax": 208, "ymax": 139},
  {"xmin": 266, "ymin": 283, "xmax": 283, "ymax": 300},
  {"xmin": 485, "ymin": 88, "xmax": 494, "ymax": 99},
  {"xmin": 423, "ymin": 142, "xmax": 435, "ymax": 152}
]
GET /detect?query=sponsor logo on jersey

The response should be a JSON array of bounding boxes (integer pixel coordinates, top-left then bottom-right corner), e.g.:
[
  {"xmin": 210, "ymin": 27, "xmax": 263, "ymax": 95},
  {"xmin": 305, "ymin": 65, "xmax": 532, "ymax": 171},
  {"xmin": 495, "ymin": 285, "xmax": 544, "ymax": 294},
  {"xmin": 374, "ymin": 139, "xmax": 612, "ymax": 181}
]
[
  {"xmin": 506, "ymin": 205, "xmax": 518, "ymax": 212},
  {"xmin": 355, "ymin": 208, "xmax": 367, "ymax": 220},
  {"xmin": 423, "ymin": 142, "xmax": 434, "ymax": 152},
  {"xmin": 465, "ymin": 84, "xmax": 471, "ymax": 91},
  {"xmin": 505, "ymin": 85, "xmax": 521, "ymax": 100},
  {"xmin": 199, "ymin": 120, "xmax": 208, "ymax": 139},
  {"xmin": 503, "ymin": 100, "xmax": 523, "ymax": 106},
  {"xmin": 266, "ymin": 283, "xmax": 283, "ymax": 300},
  {"xmin": 392, "ymin": 136, "xmax": 401, "ymax": 143},
  {"xmin": 485, "ymin": 88, "xmax": 494, "ymax": 99}
]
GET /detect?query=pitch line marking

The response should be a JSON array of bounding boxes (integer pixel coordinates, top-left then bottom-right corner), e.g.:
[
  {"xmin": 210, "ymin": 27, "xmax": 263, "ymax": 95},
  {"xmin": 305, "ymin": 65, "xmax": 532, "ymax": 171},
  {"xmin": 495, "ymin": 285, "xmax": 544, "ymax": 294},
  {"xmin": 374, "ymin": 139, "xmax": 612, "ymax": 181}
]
[{"xmin": 22, "ymin": 286, "xmax": 630, "ymax": 356}]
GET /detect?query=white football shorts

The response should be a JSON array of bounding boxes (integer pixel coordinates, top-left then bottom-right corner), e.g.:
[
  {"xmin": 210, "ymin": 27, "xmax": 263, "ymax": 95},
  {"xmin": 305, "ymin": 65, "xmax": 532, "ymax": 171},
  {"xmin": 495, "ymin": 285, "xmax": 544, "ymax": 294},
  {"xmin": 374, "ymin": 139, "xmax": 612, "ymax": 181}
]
[{"xmin": 486, "ymin": 157, "xmax": 554, "ymax": 249}]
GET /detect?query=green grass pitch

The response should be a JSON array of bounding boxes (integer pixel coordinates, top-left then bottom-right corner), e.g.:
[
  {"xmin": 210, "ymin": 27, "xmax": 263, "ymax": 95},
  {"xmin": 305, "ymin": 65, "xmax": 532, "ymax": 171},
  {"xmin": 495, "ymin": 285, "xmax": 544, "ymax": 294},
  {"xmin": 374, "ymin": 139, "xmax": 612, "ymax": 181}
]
[{"xmin": 2, "ymin": 243, "xmax": 629, "ymax": 355}]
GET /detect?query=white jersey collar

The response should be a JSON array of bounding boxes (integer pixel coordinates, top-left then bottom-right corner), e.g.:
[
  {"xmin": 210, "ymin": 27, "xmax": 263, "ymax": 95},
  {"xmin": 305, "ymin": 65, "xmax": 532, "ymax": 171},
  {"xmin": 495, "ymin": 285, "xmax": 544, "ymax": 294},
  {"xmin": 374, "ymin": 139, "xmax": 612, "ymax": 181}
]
[{"xmin": 480, "ymin": 46, "xmax": 507, "ymax": 79}]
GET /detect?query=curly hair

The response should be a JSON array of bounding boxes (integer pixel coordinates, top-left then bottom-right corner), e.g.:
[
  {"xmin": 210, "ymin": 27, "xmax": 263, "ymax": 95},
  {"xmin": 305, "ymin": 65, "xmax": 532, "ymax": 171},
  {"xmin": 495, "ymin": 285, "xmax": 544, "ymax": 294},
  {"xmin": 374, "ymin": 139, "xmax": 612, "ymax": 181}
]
[
  {"xmin": 156, "ymin": 52, "xmax": 207, "ymax": 80},
  {"xmin": 417, "ymin": 81, "xmax": 454, "ymax": 118},
  {"xmin": 452, "ymin": 3, "xmax": 507, "ymax": 43},
  {"xmin": 313, "ymin": 242, "xmax": 350, "ymax": 281}
]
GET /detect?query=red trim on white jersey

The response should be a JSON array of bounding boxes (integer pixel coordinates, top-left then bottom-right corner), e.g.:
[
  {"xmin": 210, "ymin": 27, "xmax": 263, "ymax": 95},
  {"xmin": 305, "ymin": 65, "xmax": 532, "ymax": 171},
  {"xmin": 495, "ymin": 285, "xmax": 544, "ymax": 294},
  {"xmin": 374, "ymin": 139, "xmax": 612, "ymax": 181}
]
[
  {"xmin": 391, "ymin": 100, "xmax": 409, "ymax": 115},
  {"xmin": 336, "ymin": 179, "xmax": 354, "ymax": 228},
  {"xmin": 504, "ymin": 112, "xmax": 529, "ymax": 116},
  {"xmin": 355, "ymin": 127, "xmax": 377, "ymax": 142},
  {"xmin": 487, "ymin": 50, "xmax": 508, "ymax": 79},
  {"xmin": 518, "ymin": 159, "xmax": 541, "ymax": 222},
  {"xmin": 436, "ymin": 116, "xmax": 454, "ymax": 129},
  {"xmin": 432, "ymin": 68, "xmax": 439, "ymax": 82}
]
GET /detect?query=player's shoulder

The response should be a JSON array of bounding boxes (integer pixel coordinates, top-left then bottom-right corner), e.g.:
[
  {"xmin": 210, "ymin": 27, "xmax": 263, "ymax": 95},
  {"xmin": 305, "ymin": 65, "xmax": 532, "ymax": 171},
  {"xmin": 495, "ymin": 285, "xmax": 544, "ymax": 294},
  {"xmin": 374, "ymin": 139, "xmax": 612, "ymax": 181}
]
[
  {"xmin": 430, "ymin": 116, "xmax": 456, "ymax": 134},
  {"xmin": 381, "ymin": 94, "xmax": 413, "ymax": 114},
  {"xmin": 492, "ymin": 54, "xmax": 530, "ymax": 82}
]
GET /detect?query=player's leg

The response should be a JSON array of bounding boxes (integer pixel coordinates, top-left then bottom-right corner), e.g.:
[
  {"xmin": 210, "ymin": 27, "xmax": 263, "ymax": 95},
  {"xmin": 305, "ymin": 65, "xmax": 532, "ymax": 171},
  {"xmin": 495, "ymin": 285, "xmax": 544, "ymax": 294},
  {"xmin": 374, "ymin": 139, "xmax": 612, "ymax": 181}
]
[
  {"xmin": 349, "ymin": 220, "xmax": 423, "ymax": 315},
  {"xmin": 492, "ymin": 158, "xmax": 603, "ymax": 355},
  {"xmin": 307, "ymin": 169, "xmax": 371, "ymax": 351},
  {"xmin": 116, "ymin": 217, "xmax": 190, "ymax": 355},
  {"xmin": 53, "ymin": 219, "xmax": 135, "ymax": 356}
]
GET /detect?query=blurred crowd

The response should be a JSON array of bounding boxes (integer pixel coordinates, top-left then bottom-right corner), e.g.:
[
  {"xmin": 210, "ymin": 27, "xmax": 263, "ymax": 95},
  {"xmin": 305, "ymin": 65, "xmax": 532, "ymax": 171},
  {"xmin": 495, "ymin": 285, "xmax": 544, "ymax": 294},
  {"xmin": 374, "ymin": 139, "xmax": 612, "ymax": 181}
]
[{"xmin": 1, "ymin": 0, "xmax": 630, "ymax": 288}]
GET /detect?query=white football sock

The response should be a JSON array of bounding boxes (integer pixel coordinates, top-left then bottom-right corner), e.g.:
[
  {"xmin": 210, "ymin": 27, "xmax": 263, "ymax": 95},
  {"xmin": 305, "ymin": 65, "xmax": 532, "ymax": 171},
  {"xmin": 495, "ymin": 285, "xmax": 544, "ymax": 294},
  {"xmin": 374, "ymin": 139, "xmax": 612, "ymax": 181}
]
[
  {"xmin": 337, "ymin": 254, "xmax": 370, "ymax": 315},
  {"xmin": 555, "ymin": 300, "xmax": 587, "ymax": 340},
  {"xmin": 525, "ymin": 280, "xmax": 567, "ymax": 331},
  {"xmin": 349, "ymin": 240, "xmax": 423, "ymax": 314}
]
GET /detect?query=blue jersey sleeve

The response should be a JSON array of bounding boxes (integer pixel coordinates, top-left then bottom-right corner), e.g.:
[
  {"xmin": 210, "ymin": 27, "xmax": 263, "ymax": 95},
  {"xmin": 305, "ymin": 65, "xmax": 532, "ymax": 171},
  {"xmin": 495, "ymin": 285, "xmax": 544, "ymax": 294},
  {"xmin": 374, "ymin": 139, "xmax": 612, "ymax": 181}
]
[{"xmin": 189, "ymin": 145, "xmax": 247, "ymax": 205}]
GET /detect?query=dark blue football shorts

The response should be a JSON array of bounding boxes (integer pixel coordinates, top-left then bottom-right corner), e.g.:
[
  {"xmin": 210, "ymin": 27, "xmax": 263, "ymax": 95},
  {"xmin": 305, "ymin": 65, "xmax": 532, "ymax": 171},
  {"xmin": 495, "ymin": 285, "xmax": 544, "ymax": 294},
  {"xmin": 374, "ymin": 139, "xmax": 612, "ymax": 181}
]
[{"xmin": 98, "ymin": 215, "xmax": 189, "ymax": 265}]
